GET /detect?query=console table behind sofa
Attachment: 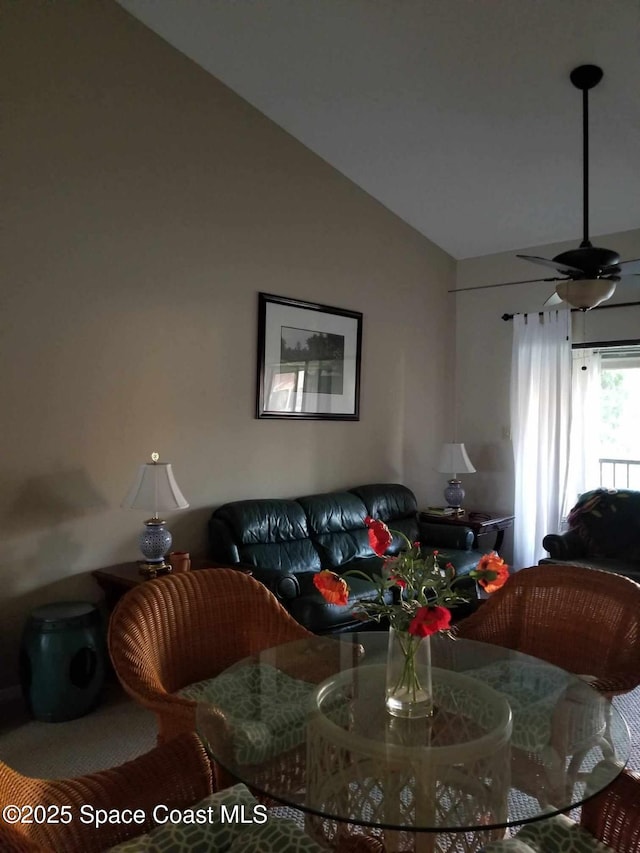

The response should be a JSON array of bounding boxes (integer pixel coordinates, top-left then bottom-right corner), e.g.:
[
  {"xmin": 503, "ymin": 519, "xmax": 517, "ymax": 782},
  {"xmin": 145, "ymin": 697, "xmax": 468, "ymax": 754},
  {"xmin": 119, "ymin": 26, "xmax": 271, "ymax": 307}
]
[{"xmin": 208, "ymin": 483, "xmax": 482, "ymax": 634}]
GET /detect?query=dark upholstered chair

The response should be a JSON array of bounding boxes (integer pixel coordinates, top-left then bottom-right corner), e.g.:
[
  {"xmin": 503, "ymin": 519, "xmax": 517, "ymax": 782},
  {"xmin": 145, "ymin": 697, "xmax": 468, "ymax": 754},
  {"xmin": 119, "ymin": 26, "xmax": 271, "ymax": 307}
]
[{"xmin": 541, "ymin": 488, "xmax": 640, "ymax": 581}]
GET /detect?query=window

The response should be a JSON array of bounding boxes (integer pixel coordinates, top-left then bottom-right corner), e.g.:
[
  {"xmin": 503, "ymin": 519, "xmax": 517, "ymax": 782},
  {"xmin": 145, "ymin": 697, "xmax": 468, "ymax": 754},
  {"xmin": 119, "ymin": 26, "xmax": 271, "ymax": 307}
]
[
  {"xmin": 564, "ymin": 342, "xmax": 640, "ymax": 517},
  {"xmin": 597, "ymin": 347, "xmax": 640, "ymax": 489}
]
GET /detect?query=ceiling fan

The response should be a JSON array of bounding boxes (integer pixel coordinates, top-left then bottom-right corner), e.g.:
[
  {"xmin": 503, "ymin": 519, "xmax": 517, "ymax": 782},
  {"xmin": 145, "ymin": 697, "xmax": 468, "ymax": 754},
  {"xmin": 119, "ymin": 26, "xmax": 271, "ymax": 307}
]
[{"xmin": 455, "ymin": 64, "xmax": 640, "ymax": 311}]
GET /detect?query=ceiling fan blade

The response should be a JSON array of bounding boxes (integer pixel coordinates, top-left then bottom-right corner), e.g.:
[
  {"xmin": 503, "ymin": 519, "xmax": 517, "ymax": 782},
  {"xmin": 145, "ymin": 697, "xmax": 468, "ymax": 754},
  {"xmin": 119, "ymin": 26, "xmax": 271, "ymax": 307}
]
[
  {"xmin": 608, "ymin": 258, "xmax": 640, "ymax": 277},
  {"xmin": 544, "ymin": 292, "xmax": 564, "ymax": 307},
  {"xmin": 516, "ymin": 254, "xmax": 584, "ymax": 275},
  {"xmin": 450, "ymin": 276, "xmax": 565, "ymax": 294}
]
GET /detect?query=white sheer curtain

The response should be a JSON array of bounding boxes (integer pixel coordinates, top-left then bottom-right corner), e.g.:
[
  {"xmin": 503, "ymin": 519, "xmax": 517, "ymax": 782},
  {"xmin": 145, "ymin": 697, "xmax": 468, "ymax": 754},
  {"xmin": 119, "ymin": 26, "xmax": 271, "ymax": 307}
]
[
  {"xmin": 563, "ymin": 348, "xmax": 602, "ymax": 517},
  {"xmin": 510, "ymin": 310, "xmax": 571, "ymax": 569}
]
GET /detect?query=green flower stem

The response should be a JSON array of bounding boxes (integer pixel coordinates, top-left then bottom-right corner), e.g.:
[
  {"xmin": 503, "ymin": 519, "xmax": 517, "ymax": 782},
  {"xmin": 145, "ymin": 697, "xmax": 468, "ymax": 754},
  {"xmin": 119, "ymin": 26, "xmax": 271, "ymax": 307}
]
[{"xmin": 393, "ymin": 632, "xmax": 423, "ymax": 701}]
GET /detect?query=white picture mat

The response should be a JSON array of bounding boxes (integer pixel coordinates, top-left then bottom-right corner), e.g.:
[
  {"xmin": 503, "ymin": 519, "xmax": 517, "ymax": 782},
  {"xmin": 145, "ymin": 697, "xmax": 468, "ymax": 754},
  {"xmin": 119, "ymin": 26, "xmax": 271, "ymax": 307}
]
[{"xmin": 263, "ymin": 301, "xmax": 359, "ymax": 415}]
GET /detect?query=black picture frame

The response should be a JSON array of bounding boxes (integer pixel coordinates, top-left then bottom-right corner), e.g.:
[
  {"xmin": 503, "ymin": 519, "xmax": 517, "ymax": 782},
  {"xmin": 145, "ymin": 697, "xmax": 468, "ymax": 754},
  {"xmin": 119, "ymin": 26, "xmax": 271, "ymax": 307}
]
[{"xmin": 256, "ymin": 293, "xmax": 363, "ymax": 420}]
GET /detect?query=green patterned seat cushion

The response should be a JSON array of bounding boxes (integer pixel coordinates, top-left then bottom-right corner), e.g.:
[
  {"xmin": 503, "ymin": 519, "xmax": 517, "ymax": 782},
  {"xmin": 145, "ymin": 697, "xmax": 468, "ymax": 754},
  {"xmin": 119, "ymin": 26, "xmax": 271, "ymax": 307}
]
[
  {"xmin": 107, "ymin": 783, "xmax": 258, "ymax": 851},
  {"xmin": 178, "ymin": 664, "xmax": 314, "ymax": 764},
  {"xmin": 464, "ymin": 661, "xmax": 570, "ymax": 752},
  {"xmin": 482, "ymin": 841, "xmax": 538, "ymax": 853},
  {"xmin": 227, "ymin": 818, "xmax": 327, "ymax": 852},
  {"xmin": 108, "ymin": 783, "xmax": 327, "ymax": 852},
  {"xmin": 482, "ymin": 811, "xmax": 614, "ymax": 852}
]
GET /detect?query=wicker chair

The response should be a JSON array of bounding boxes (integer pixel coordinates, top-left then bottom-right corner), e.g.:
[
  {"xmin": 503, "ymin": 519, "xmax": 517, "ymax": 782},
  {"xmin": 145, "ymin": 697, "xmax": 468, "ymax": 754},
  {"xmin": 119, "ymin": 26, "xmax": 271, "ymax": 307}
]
[
  {"xmin": 455, "ymin": 563, "xmax": 640, "ymax": 697},
  {"xmin": 108, "ymin": 568, "xmax": 313, "ymax": 743},
  {"xmin": 580, "ymin": 768, "xmax": 640, "ymax": 851},
  {"xmin": 483, "ymin": 768, "xmax": 640, "ymax": 852},
  {"xmin": 0, "ymin": 732, "xmax": 213, "ymax": 853},
  {"xmin": 455, "ymin": 564, "xmax": 640, "ymax": 806}
]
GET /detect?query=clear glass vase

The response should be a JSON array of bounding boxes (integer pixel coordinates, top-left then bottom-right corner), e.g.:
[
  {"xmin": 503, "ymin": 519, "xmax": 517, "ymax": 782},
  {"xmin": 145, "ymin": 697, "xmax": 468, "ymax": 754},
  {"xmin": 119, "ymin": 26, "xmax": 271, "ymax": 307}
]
[{"xmin": 385, "ymin": 626, "xmax": 433, "ymax": 718}]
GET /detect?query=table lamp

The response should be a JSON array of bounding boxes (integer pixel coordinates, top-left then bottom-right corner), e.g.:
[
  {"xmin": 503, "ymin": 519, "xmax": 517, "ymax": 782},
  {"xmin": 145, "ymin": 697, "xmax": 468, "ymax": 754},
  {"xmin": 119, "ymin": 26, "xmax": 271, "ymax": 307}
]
[
  {"xmin": 436, "ymin": 443, "xmax": 476, "ymax": 510},
  {"xmin": 122, "ymin": 452, "xmax": 189, "ymax": 577}
]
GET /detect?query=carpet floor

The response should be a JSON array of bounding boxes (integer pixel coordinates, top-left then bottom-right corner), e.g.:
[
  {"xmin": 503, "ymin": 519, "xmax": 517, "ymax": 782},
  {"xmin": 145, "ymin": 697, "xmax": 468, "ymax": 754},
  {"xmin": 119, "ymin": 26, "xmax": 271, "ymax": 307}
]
[
  {"xmin": 0, "ymin": 681, "xmax": 157, "ymax": 778},
  {"xmin": 1, "ymin": 681, "xmax": 638, "ymax": 780},
  {"xmin": 1, "ymin": 680, "xmax": 638, "ymax": 852}
]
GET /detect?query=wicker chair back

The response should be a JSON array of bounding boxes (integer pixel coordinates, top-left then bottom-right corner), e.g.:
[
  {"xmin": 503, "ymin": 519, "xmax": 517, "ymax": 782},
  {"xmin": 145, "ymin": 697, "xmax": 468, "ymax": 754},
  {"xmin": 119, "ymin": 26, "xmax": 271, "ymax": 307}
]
[
  {"xmin": 455, "ymin": 563, "xmax": 640, "ymax": 696},
  {"xmin": 108, "ymin": 568, "xmax": 311, "ymax": 741}
]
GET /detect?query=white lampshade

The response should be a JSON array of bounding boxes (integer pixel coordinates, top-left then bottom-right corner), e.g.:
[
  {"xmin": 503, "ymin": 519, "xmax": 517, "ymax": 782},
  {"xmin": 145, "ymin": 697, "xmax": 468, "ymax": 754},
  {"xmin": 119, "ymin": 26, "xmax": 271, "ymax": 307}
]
[
  {"xmin": 122, "ymin": 454, "xmax": 189, "ymax": 516},
  {"xmin": 555, "ymin": 279, "xmax": 617, "ymax": 310},
  {"xmin": 436, "ymin": 443, "xmax": 476, "ymax": 477}
]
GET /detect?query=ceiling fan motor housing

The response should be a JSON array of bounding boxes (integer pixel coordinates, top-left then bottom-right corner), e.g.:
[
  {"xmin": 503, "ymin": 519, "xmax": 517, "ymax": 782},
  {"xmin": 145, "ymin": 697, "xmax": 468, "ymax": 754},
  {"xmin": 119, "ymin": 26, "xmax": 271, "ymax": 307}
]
[
  {"xmin": 553, "ymin": 246, "xmax": 621, "ymax": 277},
  {"xmin": 569, "ymin": 64, "xmax": 603, "ymax": 91}
]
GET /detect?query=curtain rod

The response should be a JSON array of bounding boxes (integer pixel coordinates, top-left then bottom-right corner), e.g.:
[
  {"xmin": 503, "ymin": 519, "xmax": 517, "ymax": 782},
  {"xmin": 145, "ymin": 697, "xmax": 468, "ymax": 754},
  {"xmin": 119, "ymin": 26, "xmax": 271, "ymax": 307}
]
[{"xmin": 501, "ymin": 299, "xmax": 640, "ymax": 321}]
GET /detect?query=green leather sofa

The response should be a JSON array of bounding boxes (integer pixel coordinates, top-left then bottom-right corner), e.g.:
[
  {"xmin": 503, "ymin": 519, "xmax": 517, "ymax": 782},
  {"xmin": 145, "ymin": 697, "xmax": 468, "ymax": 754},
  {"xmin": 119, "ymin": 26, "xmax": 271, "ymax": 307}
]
[
  {"xmin": 541, "ymin": 487, "xmax": 640, "ymax": 581},
  {"xmin": 208, "ymin": 483, "xmax": 482, "ymax": 634}
]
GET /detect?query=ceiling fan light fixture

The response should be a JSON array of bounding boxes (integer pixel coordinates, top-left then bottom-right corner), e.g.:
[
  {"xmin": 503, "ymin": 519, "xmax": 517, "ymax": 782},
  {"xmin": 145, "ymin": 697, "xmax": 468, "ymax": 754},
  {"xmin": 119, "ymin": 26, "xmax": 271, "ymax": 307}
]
[{"xmin": 555, "ymin": 278, "xmax": 617, "ymax": 310}]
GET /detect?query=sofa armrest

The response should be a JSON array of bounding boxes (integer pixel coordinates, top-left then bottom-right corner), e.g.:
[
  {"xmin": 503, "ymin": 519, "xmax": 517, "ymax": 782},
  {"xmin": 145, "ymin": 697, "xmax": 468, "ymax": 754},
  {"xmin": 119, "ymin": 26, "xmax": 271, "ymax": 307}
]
[
  {"xmin": 209, "ymin": 517, "xmax": 241, "ymax": 563},
  {"xmin": 542, "ymin": 529, "xmax": 586, "ymax": 560},
  {"xmin": 419, "ymin": 521, "xmax": 475, "ymax": 551},
  {"xmin": 248, "ymin": 566, "xmax": 301, "ymax": 601}
]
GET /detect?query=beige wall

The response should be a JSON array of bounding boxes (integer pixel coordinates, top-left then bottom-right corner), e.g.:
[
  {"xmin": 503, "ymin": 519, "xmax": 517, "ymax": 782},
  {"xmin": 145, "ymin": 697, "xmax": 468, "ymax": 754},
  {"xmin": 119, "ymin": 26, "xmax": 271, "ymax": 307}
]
[
  {"xmin": 455, "ymin": 227, "xmax": 640, "ymax": 567},
  {"xmin": 0, "ymin": 2, "xmax": 455, "ymax": 688}
]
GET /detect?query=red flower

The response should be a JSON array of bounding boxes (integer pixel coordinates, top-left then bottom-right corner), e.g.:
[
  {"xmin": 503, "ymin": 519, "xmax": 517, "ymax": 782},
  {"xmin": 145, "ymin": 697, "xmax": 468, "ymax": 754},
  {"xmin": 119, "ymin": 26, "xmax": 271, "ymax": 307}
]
[
  {"xmin": 474, "ymin": 553, "xmax": 510, "ymax": 594},
  {"xmin": 408, "ymin": 605, "xmax": 451, "ymax": 637},
  {"xmin": 313, "ymin": 570, "xmax": 349, "ymax": 606},
  {"xmin": 364, "ymin": 516, "xmax": 393, "ymax": 557},
  {"xmin": 389, "ymin": 574, "xmax": 407, "ymax": 589}
]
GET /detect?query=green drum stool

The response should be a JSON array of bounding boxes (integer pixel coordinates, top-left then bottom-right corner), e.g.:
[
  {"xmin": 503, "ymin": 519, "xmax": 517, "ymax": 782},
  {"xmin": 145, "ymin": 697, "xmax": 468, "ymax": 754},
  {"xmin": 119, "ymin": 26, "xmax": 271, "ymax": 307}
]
[{"xmin": 20, "ymin": 601, "xmax": 106, "ymax": 722}]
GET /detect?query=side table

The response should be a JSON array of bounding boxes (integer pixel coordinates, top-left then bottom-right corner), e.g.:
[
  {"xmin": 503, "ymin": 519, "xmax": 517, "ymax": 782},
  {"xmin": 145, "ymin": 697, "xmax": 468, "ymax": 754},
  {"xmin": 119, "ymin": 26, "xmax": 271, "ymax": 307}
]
[
  {"xmin": 92, "ymin": 559, "xmax": 226, "ymax": 611},
  {"xmin": 419, "ymin": 510, "xmax": 515, "ymax": 554}
]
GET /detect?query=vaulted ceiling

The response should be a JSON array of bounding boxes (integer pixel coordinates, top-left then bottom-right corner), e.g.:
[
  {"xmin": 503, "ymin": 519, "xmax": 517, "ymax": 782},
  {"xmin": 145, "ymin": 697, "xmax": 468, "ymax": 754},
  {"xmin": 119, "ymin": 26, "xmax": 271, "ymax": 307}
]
[{"xmin": 119, "ymin": 0, "xmax": 640, "ymax": 260}]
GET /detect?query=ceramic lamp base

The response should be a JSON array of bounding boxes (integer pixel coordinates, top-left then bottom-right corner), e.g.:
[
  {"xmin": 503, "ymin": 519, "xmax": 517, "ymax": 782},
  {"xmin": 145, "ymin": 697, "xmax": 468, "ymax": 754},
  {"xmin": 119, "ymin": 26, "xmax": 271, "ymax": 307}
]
[
  {"xmin": 443, "ymin": 479, "xmax": 465, "ymax": 509},
  {"xmin": 138, "ymin": 519, "xmax": 173, "ymax": 577}
]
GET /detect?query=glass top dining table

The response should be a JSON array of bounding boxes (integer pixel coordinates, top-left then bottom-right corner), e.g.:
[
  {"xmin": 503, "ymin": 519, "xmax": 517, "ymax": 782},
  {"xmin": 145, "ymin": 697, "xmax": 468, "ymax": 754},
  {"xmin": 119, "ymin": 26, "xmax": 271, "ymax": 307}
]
[{"xmin": 196, "ymin": 631, "xmax": 629, "ymax": 851}]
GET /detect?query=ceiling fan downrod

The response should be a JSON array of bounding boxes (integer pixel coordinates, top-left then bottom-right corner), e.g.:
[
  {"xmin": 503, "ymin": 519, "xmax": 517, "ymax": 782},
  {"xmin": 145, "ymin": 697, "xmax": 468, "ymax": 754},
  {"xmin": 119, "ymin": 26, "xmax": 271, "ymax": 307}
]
[{"xmin": 570, "ymin": 64, "xmax": 603, "ymax": 249}]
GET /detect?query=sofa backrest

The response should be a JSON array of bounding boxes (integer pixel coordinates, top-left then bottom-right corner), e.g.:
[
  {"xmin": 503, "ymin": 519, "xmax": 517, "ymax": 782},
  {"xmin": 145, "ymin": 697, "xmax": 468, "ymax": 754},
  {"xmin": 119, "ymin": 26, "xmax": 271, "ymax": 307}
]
[
  {"xmin": 296, "ymin": 490, "xmax": 371, "ymax": 569},
  {"xmin": 209, "ymin": 498, "xmax": 322, "ymax": 573},
  {"xmin": 209, "ymin": 483, "xmax": 420, "ymax": 574},
  {"xmin": 349, "ymin": 483, "xmax": 419, "ymax": 547},
  {"xmin": 567, "ymin": 488, "xmax": 640, "ymax": 559}
]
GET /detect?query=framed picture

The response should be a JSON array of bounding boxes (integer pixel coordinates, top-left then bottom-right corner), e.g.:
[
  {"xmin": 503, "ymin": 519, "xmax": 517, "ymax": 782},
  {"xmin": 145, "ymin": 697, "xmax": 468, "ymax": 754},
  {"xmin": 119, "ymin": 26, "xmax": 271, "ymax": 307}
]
[{"xmin": 256, "ymin": 293, "xmax": 363, "ymax": 420}]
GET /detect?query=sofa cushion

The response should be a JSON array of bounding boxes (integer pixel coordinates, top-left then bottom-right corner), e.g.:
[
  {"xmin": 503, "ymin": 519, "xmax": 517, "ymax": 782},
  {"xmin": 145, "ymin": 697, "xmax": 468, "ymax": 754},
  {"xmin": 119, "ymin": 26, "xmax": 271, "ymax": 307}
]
[
  {"xmin": 210, "ymin": 499, "xmax": 321, "ymax": 574},
  {"xmin": 349, "ymin": 483, "xmax": 420, "ymax": 549},
  {"xmin": 289, "ymin": 570, "xmax": 387, "ymax": 633},
  {"xmin": 297, "ymin": 490, "xmax": 372, "ymax": 567},
  {"xmin": 238, "ymin": 539, "xmax": 321, "ymax": 574}
]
